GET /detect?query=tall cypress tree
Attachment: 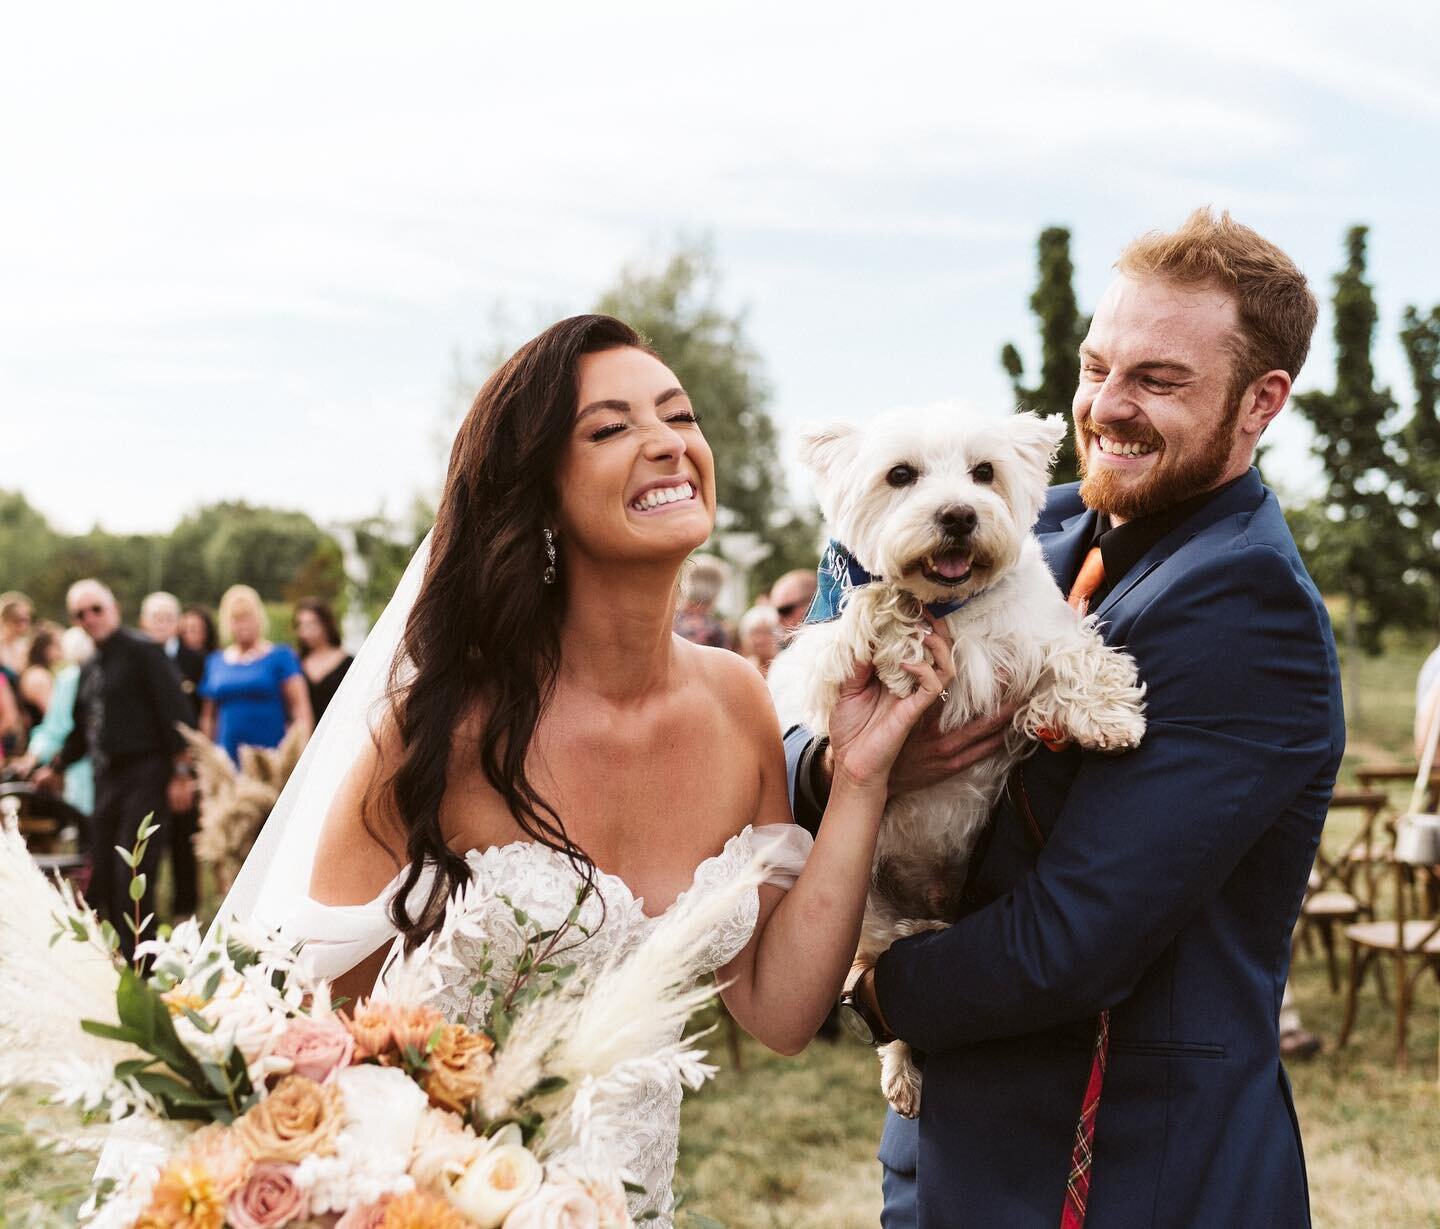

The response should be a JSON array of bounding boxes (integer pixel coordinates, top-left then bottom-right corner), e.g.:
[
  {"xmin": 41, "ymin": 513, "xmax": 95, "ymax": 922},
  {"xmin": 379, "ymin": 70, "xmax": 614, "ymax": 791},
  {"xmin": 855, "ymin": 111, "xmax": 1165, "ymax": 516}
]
[
  {"xmin": 1001, "ymin": 227, "xmax": 1087, "ymax": 485},
  {"xmin": 1399, "ymin": 303, "xmax": 1440, "ymax": 596},
  {"xmin": 1291, "ymin": 227, "xmax": 1419, "ymax": 709}
]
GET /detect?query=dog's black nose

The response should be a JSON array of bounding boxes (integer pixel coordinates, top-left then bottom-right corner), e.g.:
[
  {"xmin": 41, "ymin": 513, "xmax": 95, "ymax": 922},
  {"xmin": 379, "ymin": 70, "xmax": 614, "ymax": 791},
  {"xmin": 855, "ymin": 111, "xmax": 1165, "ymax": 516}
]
[{"xmin": 937, "ymin": 504, "xmax": 978, "ymax": 535}]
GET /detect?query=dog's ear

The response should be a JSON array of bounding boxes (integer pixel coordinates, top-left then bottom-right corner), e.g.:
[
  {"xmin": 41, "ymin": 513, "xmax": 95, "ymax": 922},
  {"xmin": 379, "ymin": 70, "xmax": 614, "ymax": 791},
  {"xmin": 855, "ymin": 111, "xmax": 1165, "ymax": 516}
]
[
  {"xmin": 799, "ymin": 422, "xmax": 862, "ymax": 487},
  {"xmin": 1005, "ymin": 413, "xmax": 1069, "ymax": 480}
]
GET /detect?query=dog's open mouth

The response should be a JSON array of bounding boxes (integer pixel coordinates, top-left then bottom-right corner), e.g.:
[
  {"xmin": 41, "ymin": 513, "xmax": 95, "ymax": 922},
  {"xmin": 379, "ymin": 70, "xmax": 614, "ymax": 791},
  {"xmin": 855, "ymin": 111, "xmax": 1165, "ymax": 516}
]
[{"xmin": 918, "ymin": 549, "xmax": 973, "ymax": 587}]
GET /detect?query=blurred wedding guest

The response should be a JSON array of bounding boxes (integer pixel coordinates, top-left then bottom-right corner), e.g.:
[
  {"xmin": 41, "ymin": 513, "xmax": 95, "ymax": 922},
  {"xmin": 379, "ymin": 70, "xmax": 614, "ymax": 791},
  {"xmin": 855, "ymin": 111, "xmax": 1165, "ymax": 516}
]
[
  {"xmin": 738, "ymin": 604, "xmax": 781, "ymax": 677},
  {"xmin": 140, "ymin": 591, "xmax": 205, "ymax": 919},
  {"xmin": 140, "ymin": 592, "xmax": 206, "ymax": 718},
  {"xmin": 0, "ymin": 591, "xmax": 34, "ymax": 676},
  {"xmin": 0, "ymin": 671, "xmax": 21, "ymax": 758},
  {"xmin": 18, "ymin": 622, "xmax": 63, "ymax": 727},
  {"xmin": 180, "ymin": 604, "xmax": 219, "ymax": 658},
  {"xmin": 673, "ymin": 555, "xmax": 732, "ymax": 649},
  {"xmin": 32, "ymin": 580, "xmax": 191, "ymax": 955},
  {"xmin": 200, "ymin": 584, "xmax": 312, "ymax": 764},
  {"xmin": 15, "ymin": 627, "xmax": 96, "ymax": 815},
  {"xmin": 292, "ymin": 598, "xmax": 353, "ymax": 723},
  {"xmin": 767, "ymin": 568, "xmax": 818, "ymax": 635}
]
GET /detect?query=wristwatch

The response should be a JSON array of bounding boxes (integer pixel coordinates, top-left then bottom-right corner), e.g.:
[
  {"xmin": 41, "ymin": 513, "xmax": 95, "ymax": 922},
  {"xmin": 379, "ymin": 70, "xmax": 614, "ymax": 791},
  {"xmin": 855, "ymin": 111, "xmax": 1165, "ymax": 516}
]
[{"xmin": 838, "ymin": 966, "xmax": 895, "ymax": 1047}]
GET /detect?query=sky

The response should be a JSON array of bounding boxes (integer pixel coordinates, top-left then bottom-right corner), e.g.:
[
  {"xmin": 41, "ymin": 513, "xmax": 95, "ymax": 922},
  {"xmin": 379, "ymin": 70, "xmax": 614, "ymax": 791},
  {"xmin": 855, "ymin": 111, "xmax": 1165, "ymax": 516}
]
[{"xmin": 4, "ymin": 0, "xmax": 1439, "ymax": 536}]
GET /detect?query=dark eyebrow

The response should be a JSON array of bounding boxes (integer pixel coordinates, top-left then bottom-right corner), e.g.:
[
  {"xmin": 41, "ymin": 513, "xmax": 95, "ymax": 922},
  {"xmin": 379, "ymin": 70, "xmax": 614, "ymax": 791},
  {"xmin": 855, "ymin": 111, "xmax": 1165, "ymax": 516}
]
[
  {"xmin": 577, "ymin": 398, "xmax": 630, "ymax": 422},
  {"xmin": 577, "ymin": 387, "xmax": 688, "ymax": 422}
]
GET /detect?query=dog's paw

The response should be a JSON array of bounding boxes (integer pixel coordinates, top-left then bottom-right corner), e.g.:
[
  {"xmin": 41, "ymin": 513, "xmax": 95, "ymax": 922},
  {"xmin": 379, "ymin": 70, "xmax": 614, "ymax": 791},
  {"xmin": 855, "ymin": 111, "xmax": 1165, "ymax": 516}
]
[
  {"xmin": 880, "ymin": 1041, "xmax": 923, "ymax": 1118},
  {"xmin": 1082, "ymin": 705, "xmax": 1146, "ymax": 754}
]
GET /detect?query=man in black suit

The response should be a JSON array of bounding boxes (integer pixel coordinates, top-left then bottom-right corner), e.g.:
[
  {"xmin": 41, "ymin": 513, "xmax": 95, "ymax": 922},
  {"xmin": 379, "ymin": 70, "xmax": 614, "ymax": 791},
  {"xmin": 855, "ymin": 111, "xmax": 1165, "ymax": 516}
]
[{"xmin": 140, "ymin": 591, "xmax": 205, "ymax": 919}]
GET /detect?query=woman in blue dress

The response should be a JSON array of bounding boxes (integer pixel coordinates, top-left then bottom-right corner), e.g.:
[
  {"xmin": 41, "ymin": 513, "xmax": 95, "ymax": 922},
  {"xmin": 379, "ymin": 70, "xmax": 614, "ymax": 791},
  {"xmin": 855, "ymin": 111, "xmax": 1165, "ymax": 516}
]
[{"xmin": 199, "ymin": 585, "xmax": 313, "ymax": 764}]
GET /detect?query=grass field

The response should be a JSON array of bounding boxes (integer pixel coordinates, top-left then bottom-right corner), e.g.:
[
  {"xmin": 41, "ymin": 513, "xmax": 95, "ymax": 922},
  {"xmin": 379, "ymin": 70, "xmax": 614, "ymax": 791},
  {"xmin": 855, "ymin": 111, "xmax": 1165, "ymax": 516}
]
[{"xmin": 4, "ymin": 633, "xmax": 1438, "ymax": 1228}]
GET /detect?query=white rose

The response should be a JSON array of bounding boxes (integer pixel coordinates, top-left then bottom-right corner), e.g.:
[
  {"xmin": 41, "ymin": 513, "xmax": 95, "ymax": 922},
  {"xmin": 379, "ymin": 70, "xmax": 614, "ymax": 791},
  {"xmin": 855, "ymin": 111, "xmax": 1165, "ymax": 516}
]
[
  {"xmin": 335, "ymin": 1064, "xmax": 429, "ymax": 1159},
  {"xmin": 502, "ymin": 1181, "xmax": 602, "ymax": 1229},
  {"xmin": 446, "ymin": 1143, "xmax": 544, "ymax": 1228}
]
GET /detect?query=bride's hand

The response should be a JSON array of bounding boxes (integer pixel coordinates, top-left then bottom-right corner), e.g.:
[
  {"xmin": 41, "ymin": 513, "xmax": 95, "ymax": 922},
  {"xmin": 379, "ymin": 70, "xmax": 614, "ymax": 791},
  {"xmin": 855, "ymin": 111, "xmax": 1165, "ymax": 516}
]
[{"xmin": 827, "ymin": 620, "xmax": 957, "ymax": 794}]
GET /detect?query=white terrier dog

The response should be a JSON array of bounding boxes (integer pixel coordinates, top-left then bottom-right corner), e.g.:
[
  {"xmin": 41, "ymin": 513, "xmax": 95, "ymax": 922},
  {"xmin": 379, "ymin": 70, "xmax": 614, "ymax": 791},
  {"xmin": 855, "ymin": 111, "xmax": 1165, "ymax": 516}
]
[{"xmin": 767, "ymin": 409, "xmax": 1146, "ymax": 1116}]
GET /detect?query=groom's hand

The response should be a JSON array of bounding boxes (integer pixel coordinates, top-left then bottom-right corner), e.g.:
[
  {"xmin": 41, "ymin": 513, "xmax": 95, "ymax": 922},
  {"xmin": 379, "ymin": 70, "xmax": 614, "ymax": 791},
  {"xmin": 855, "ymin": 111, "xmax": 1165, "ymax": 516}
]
[{"xmin": 885, "ymin": 701, "xmax": 1016, "ymax": 797}]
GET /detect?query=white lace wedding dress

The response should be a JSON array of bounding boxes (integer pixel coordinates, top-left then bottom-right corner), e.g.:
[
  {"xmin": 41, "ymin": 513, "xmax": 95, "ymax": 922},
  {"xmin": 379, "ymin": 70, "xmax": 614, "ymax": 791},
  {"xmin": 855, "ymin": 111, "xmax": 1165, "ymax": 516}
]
[{"xmin": 275, "ymin": 822, "xmax": 813, "ymax": 1228}]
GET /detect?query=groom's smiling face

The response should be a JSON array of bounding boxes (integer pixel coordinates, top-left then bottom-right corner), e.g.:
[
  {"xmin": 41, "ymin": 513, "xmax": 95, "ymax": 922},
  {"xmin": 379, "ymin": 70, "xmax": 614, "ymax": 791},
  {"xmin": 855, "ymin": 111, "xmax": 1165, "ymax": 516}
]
[{"xmin": 1073, "ymin": 274, "xmax": 1250, "ymax": 524}]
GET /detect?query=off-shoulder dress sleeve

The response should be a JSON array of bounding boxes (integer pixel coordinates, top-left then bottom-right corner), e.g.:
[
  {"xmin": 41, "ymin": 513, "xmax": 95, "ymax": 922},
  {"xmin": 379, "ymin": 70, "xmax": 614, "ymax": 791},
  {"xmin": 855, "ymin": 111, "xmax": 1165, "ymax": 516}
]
[
  {"xmin": 748, "ymin": 822, "xmax": 814, "ymax": 890},
  {"xmin": 257, "ymin": 864, "xmax": 434, "ymax": 982}
]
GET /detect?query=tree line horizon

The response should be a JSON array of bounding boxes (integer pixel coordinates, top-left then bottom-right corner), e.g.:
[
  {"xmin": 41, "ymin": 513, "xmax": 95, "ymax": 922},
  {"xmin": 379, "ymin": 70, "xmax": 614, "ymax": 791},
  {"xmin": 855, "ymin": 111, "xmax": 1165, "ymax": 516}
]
[{"xmin": 4, "ymin": 228, "xmax": 1436, "ymax": 677}]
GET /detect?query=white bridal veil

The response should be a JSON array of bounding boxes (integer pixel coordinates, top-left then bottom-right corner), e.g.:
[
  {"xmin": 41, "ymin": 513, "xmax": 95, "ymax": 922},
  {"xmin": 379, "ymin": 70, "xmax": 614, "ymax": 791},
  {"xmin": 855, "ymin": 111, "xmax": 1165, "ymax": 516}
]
[{"xmin": 215, "ymin": 531, "xmax": 433, "ymax": 933}]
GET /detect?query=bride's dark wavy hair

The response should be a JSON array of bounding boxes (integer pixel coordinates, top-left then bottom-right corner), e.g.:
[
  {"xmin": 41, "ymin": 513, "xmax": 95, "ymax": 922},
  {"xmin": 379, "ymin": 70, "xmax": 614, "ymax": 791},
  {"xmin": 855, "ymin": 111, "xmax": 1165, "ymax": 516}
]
[{"xmin": 365, "ymin": 314, "xmax": 652, "ymax": 948}]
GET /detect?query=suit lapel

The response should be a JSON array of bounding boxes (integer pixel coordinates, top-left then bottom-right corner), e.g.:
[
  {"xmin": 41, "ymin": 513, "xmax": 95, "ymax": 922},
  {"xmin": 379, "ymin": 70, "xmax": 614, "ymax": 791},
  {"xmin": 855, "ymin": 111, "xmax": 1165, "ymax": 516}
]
[
  {"xmin": 1039, "ymin": 508, "xmax": 1096, "ymax": 592},
  {"xmin": 1093, "ymin": 469, "xmax": 1267, "ymax": 620}
]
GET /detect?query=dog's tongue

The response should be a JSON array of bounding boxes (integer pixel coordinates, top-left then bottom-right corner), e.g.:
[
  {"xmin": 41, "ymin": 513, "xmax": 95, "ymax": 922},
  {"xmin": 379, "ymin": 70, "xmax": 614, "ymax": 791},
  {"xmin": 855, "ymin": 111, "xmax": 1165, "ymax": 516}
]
[{"xmin": 931, "ymin": 550, "xmax": 972, "ymax": 580}]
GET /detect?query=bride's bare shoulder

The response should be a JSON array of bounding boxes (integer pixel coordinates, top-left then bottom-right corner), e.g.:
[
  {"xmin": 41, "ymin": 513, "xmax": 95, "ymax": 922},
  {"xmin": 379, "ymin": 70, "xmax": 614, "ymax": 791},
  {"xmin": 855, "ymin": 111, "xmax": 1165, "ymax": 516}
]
[
  {"xmin": 309, "ymin": 712, "xmax": 409, "ymax": 906},
  {"xmin": 680, "ymin": 638, "xmax": 780, "ymax": 736}
]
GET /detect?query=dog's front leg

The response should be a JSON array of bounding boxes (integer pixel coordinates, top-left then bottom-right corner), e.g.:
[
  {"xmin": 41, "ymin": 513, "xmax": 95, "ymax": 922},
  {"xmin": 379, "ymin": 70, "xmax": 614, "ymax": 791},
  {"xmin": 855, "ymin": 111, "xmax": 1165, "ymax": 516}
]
[
  {"xmin": 1022, "ymin": 623, "xmax": 1146, "ymax": 753},
  {"xmin": 852, "ymin": 584, "xmax": 929, "ymax": 697},
  {"xmin": 869, "ymin": 916, "xmax": 948, "ymax": 1118}
]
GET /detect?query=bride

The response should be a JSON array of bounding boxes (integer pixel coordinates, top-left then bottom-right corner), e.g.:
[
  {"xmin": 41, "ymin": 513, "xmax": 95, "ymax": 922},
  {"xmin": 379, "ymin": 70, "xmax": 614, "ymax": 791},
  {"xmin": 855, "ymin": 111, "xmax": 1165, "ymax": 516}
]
[{"xmin": 223, "ymin": 314, "xmax": 954, "ymax": 1225}]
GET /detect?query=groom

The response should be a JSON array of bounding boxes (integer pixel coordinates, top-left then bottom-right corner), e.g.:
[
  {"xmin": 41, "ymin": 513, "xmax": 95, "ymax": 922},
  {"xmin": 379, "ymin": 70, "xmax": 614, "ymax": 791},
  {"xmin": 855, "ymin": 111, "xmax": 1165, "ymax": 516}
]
[{"xmin": 786, "ymin": 209, "xmax": 1343, "ymax": 1228}]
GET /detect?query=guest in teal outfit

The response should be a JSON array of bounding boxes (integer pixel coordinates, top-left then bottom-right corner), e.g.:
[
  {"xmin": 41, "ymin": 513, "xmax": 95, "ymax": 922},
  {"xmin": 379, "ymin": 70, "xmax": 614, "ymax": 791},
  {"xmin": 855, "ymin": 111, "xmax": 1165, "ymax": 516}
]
[
  {"xmin": 15, "ymin": 626, "xmax": 96, "ymax": 815},
  {"xmin": 199, "ymin": 584, "xmax": 313, "ymax": 764}
]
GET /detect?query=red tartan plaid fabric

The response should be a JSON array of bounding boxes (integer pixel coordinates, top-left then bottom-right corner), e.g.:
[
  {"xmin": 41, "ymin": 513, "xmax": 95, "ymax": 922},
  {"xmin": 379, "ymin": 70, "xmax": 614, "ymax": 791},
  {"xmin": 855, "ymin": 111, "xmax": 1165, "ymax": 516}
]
[{"xmin": 1060, "ymin": 1009, "xmax": 1111, "ymax": 1228}]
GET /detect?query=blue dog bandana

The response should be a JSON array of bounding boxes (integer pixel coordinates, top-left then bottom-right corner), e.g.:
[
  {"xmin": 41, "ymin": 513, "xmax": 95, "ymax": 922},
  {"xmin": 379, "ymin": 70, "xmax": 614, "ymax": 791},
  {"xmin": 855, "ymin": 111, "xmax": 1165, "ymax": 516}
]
[{"xmin": 805, "ymin": 539, "xmax": 974, "ymax": 624}]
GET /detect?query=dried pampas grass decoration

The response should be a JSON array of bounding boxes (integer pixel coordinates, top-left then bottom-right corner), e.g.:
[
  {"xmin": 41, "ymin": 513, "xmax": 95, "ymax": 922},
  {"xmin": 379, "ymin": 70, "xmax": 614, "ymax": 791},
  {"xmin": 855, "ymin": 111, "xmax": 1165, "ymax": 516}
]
[{"xmin": 182, "ymin": 721, "xmax": 307, "ymax": 893}]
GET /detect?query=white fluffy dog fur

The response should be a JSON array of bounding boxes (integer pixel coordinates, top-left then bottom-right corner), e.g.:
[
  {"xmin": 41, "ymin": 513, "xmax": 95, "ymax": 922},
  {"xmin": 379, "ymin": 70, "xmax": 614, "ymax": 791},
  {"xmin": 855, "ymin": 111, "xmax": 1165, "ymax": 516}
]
[{"xmin": 767, "ymin": 409, "xmax": 1146, "ymax": 1116}]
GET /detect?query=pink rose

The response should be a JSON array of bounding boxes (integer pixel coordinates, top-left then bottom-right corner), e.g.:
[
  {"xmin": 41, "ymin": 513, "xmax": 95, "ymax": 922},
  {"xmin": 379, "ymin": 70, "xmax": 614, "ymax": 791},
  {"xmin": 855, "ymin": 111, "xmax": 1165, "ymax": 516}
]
[
  {"xmin": 273, "ymin": 1013, "xmax": 355, "ymax": 1084},
  {"xmin": 335, "ymin": 1200, "xmax": 391, "ymax": 1229},
  {"xmin": 227, "ymin": 1161, "xmax": 310, "ymax": 1229}
]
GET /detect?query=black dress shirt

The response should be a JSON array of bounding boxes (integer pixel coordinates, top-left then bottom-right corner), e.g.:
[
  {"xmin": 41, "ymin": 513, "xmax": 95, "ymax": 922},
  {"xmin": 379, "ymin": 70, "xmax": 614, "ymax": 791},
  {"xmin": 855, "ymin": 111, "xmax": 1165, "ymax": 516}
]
[
  {"xmin": 1085, "ymin": 474, "xmax": 1247, "ymax": 605},
  {"xmin": 56, "ymin": 627, "xmax": 192, "ymax": 771}
]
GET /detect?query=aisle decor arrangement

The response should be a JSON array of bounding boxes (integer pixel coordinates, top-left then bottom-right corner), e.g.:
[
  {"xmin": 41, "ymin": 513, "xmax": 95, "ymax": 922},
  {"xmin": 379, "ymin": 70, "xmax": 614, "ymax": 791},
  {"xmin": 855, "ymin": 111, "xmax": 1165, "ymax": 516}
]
[{"xmin": 0, "ymin": 817, "xmax": 750, "ymax": 1229}]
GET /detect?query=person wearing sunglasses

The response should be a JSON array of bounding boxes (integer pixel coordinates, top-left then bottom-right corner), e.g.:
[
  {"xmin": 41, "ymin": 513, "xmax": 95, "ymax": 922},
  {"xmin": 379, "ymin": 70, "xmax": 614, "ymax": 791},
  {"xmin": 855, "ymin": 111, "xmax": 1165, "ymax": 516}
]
[
  {"xmin": 767, "ymin": 569, "xmax": 818, "ymax": 634},
  {"xmin": 30, "ymin": 579, "xmax": 193, "ymax": 957}
]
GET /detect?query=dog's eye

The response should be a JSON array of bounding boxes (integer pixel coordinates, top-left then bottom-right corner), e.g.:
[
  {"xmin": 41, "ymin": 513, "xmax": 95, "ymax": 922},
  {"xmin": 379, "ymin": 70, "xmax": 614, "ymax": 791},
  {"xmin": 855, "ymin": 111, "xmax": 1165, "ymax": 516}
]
[
  {"xmin": 972, "ymin": 462, "xmax": 995, "ymax": 484},
  {"xmin": 886, "ymin": 464, "xmax": 919, "ymax": 488}
]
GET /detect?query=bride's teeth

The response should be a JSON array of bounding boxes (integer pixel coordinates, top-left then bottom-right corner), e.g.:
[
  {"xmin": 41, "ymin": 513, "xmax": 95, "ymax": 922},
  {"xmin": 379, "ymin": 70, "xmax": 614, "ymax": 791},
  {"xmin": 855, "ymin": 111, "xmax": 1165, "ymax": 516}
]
[{"xmin": 631, "ymin": 482, "xmax": 694, "ymax": 511}]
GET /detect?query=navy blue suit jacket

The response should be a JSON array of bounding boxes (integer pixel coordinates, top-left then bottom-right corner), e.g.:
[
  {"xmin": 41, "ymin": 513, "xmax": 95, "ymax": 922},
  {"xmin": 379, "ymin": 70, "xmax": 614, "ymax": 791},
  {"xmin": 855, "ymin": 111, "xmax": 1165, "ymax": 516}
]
[{"xmin": 862, "ymin": 472, "xmax": 1344, "ymax": 1228}]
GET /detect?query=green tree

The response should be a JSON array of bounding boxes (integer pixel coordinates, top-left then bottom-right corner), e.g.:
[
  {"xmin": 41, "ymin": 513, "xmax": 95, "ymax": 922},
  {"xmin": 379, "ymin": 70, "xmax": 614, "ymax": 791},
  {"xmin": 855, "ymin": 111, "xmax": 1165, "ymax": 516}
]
[
  {"xmin": 1399, "ymin": 304, "xmax": 1440, "ymax": 592},
  {"xmin": 1291, "ymin": 226, "xmax": 1423, "ymax": 712},
  {"xmin": 1000, "ymin": 227, "xmax": 1086, "ymax": 484},
  {"xmin": 161, "ymin": 502, "xmax": 340, "ymax": 606},
  {"xmin": 596, "ymin": 240, "xmax": 786, "ymax": 536},
  {"xmin": 596, "ymin": 239, "xmax": 821, "ymax": 580}
]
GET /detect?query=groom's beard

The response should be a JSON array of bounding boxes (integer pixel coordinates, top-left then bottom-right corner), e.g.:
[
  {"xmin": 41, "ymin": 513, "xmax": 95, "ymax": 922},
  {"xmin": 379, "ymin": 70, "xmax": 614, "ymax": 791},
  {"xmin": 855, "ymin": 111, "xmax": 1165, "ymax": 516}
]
[{"xmin": 1075, "ymin": 399, "xmax": 1240, "ymax": 522}]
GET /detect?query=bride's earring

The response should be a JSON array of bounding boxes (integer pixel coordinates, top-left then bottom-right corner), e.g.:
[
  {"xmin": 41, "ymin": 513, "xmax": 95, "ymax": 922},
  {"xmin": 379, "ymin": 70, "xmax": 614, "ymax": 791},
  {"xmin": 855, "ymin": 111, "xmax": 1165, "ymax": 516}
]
[{"xmin": 543, "ymin": 528, "xmax": 557, "ymax": 585}]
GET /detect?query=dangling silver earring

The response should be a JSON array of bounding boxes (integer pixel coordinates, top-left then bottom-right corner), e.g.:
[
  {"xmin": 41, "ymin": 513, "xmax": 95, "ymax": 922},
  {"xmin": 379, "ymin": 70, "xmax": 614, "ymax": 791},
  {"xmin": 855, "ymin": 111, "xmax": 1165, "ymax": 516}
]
[{"xmin": 542, "ymin": 528, "xmax": 557, "ymax": 585}]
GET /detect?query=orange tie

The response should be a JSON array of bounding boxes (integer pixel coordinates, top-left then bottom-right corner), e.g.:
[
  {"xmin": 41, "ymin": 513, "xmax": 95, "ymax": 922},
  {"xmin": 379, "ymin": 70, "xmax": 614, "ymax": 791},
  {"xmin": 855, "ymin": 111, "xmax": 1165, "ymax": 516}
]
[
  {"xmin": 1035, "ymin": 547, "xmax": 1109, "ymax": 752},
  {"xmin": 1067, "ymin": 547, "xmax": 1107, "ymax": 617}
]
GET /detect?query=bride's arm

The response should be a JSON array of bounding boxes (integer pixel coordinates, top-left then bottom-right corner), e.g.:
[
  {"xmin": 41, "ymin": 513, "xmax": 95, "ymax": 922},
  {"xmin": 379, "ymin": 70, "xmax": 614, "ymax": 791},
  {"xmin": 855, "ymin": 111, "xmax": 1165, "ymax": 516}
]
[{"xmin": 717, "ymin": 626, "xmax": 954, "ymax": 1055}]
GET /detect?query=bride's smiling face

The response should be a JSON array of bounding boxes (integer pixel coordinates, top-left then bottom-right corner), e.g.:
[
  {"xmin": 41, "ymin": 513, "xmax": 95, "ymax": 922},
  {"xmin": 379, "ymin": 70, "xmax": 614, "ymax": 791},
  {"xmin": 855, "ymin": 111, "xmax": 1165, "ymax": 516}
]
[{"xmin": 554, "ymin": 346, "xmax": 716, "ymax": 565}]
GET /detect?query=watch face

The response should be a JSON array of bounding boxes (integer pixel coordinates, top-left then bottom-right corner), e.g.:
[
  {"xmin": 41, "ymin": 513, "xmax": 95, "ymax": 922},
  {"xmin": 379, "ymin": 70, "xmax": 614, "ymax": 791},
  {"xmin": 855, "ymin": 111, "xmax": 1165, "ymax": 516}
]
[{"xmin": 837, "ymin": 1001, "xmax": 876, "ymax": 1047}]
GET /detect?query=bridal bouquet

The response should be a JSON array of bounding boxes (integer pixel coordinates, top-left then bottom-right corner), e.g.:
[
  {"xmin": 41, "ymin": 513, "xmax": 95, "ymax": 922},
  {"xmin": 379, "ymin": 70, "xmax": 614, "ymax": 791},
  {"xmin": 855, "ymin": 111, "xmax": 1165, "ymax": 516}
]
[{"xmin": 0, "ymin": 820, "xmax": 747, "ymax": 1229}]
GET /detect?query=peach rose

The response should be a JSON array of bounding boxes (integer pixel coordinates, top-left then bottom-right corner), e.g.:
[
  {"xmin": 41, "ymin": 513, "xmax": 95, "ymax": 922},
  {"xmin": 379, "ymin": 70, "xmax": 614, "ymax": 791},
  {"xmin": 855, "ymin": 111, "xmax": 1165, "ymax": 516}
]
[
  {"xmin": 226, "ymin": 1162, "xmax": 309, "ymax": 1229},
  {"xmin": 423, "ymin": 1023, "xmax": 495, "ymax": 1114},
  {"xmin": 273, "ymin": 1013, "xmax": 355, "ymax": 1084},
  {"xmin": 234, "ymin": 1075, "xmax": 343, "ymax": 1164},
  {"xmin": 346, "ymin": 1000, "xmax": 397, "ymax": 1060}
]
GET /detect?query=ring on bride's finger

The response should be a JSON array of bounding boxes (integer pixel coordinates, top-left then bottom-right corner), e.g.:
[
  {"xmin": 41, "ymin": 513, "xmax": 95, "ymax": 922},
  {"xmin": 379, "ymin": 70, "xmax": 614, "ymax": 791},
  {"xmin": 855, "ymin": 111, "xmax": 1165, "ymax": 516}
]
[{"xmin": 939, "ymin": 689, "xmax": 950, "ymax": 703}]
